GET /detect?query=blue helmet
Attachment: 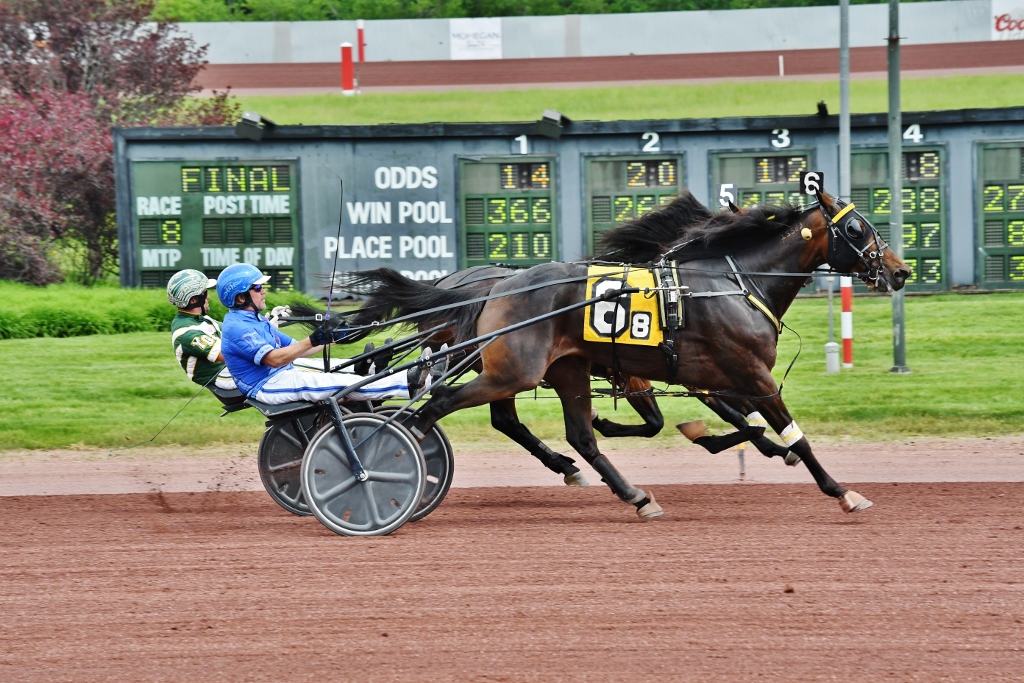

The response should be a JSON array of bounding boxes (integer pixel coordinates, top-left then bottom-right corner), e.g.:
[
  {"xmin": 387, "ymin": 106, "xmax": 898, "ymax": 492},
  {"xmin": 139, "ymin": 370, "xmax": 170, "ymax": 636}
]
[{"xmin": 216, "ymin": 263, "xmax": 271, "ymax": 309}]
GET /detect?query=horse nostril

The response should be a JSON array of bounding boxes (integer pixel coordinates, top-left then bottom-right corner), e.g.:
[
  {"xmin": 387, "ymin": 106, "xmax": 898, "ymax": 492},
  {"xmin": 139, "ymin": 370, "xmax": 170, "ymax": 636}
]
[{"xmin": 895, "ymin": 268, "xmax": 910, "ymax": 283}]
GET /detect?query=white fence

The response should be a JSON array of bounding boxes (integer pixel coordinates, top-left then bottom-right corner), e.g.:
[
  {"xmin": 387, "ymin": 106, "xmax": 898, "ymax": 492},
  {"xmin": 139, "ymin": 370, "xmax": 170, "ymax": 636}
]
[{"xmin": 174, "ymin": 0, "xmax": 1013, "ymax": 65}]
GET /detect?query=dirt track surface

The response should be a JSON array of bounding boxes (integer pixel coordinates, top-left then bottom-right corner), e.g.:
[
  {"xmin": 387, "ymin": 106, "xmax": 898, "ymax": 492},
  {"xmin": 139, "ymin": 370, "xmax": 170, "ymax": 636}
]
[{"xmin": 1, "ymin": 483, "xmax": 1022, "ymax": 681}]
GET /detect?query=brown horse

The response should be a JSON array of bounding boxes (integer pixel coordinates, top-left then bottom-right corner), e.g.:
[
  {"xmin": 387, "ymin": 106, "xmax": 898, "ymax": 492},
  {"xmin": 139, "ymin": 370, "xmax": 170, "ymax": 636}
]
[{"xmin": 340, "ymin": 190, "xmax": 909, "ymax": 518}]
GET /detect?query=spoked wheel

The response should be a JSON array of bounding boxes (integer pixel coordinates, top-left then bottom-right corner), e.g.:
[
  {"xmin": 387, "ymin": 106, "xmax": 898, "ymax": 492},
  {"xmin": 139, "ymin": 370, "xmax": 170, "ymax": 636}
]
[
  {"xmin": 374, "ymin": 406, "xmax": 454, "ymax": 522},
  {"xmin": 257, "ymin": 408, "xmax": 329, "ymax": 516},
  {"xmin": 300, "ymin": 413, "xmax": 426, "ymax": 536}
]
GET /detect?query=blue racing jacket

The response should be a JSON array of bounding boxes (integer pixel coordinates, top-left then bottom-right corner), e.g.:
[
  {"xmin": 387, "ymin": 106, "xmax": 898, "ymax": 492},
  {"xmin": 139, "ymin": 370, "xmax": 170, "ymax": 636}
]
[{"xmin": 221, "ymin": 309, "xmax": 295, "ymax": 397}]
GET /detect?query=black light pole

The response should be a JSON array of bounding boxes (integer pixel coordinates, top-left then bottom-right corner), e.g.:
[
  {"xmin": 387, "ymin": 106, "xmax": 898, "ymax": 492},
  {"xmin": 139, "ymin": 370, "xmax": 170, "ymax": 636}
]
[{"xmin": 888, "ymin": 0, "xmax": 911, "ymax": 373}]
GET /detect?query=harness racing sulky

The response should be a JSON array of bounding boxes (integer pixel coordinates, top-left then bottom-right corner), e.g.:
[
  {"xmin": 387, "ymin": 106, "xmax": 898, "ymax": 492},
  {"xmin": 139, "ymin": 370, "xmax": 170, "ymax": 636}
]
[{"xmin": 216, "ymin": 186, "xmax": 908, "ymax": 537}]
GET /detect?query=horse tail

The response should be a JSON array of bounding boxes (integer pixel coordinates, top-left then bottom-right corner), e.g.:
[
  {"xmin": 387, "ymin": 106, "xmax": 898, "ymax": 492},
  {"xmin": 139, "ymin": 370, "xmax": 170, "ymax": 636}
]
[{"xmin": 339, "ymin": 268, "xmax": 484, "ymax": 343}]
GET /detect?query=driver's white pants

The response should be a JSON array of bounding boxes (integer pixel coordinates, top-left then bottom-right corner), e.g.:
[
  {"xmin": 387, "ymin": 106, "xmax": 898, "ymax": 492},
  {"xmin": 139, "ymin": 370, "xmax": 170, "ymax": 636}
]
[{"xmin": 253, "ymin": 367, "xmax": 410, "ymax": 404}]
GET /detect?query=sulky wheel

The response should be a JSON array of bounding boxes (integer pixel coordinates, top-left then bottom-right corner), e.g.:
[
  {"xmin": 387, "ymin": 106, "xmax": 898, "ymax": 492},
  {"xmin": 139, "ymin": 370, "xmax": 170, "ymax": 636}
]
[
  {"xmin": 374, "ymin": 406, "xmax": 454, "ymax": 522},
  {"xmin": 257, "ymin": 408, "xmax": 330, "ymax": 516},
  {"xmin": 300, "ymin": 412, "xmax": 426, "ymax": 536}
]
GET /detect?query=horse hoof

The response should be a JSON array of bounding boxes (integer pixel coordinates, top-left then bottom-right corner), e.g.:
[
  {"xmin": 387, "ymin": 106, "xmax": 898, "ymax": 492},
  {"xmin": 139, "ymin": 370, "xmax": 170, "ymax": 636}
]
[
  {"xmin": 784, "ymin": 451, "xmax": 802, "ymax": 467},
  {"xmin": 563, "ymin": 472, "xmax": 589, "ymax": 487},
  {"xmin": 637, "ymin": 492, "xmax": 664, "ymax": 519},
  {"xmin": 676, "ymin": 420, "xmax": 707, "ymax": 441},
  {"xmin": 839, "ymin": 490, "xmax": 873, "ymax": 513}
]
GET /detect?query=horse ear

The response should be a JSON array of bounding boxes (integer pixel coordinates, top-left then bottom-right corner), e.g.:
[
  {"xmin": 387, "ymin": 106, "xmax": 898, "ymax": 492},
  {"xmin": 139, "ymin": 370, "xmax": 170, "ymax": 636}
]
[{"xmin": 728, "ymin": 200, "xmax": 742, "ymax": 214}]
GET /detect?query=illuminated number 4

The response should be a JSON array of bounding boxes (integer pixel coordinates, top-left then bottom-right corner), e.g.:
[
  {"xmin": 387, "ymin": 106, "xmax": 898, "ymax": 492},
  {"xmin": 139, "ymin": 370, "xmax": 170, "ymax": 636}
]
[{"xmin": 903, "ymin": 124, "xmax": 924, "ymax": 144}]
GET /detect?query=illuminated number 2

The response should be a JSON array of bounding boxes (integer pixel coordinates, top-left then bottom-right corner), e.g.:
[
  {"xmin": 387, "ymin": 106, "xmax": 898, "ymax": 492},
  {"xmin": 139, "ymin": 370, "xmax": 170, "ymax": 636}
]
[
  {"xmin": 1011, "ymin": 256, "xmax": 1024, "ymax": 281},
  {"xmin": 641, "ymin": 132, "xmax": 660, "ymax": 152},
  {"xmin": 488, "ymin": 234, "xmax": 508, "ymax": 258},
  {"xmin": 873, "ymin": 188, "xmax": 891, "ymax": 215},
  {"xmin": 614, "ymin": 197, "xmax": 634, "ymax": 222},
  {"xmin": 983, "ymin": 185, "xmax": 1005, "ymax": 212}
]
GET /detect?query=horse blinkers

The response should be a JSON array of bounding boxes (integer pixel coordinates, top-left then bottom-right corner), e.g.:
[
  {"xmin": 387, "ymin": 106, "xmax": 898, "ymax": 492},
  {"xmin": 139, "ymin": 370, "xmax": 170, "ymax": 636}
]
[{"xmin": 819, "ymin": 200, "xmax": 886, "ymax": 285}]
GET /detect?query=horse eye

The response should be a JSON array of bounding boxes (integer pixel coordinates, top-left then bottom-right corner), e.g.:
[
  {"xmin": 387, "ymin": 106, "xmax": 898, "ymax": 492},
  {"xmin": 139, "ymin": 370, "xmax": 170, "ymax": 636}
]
[{"xmin": 845, "ymin": 219, "xmax": 865, "ymax": 239}]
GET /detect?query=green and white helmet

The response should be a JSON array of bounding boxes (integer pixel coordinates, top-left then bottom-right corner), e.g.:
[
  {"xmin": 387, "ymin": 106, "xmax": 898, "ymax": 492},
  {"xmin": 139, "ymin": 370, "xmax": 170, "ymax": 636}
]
[{"xmin": 167, "ymin": 269, "xmax": 217, "ymax": 308}]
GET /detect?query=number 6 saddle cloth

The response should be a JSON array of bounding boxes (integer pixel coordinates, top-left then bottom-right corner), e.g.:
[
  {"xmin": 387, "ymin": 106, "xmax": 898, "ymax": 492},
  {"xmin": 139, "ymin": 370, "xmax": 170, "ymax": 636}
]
[{"xmin": 582, "ymin": 264, "xmax": 684, "ymax": 347}]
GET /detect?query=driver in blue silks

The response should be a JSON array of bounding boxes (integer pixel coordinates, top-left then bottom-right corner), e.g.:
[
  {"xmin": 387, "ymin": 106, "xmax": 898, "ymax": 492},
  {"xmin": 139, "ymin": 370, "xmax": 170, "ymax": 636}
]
[{"xmin": 216, "ymin": 263, "xmax": 441, "ymax": 405}]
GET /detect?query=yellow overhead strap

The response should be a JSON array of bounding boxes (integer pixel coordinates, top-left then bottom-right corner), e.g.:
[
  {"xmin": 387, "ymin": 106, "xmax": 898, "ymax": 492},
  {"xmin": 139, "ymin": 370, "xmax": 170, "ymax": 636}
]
[{"xmin": 831, "ymin": 202, "xmax": 856, "ymax": 223}]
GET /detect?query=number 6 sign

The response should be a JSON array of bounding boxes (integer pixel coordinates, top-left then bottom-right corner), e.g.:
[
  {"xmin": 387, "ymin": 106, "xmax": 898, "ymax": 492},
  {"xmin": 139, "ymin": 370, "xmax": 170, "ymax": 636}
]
[{"xmin": 799, "ymin": 171, "xmax": 824, "ymax": 195}]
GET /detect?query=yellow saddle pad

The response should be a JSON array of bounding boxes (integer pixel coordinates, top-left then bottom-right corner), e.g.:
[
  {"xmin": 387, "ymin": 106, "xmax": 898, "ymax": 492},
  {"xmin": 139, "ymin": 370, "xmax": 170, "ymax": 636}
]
[{"xmin": 582, "ymin": 266, "xmax": 663, "ymax": 347}]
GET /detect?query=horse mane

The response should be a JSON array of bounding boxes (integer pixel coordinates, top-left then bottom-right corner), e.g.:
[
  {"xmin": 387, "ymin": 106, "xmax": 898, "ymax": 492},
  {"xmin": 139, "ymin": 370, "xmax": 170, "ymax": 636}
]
[
  {"xmin": 666, "ymin": 202, "xmax": 807, "ymax": 263},
  {"xmin": 593, "ymin": 191, "xmax": 714, "ymax": 263}
]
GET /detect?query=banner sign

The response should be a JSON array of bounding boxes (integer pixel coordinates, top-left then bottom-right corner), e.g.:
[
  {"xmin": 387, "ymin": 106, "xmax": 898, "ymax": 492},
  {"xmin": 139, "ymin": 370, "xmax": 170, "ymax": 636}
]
[
  {"xmin": 992, "ymin": 0, "xmax": 1024, "ymax": 40},
  {"xmin": 450, "ymin": 18, "xmax": 502, "ymax": 60}
]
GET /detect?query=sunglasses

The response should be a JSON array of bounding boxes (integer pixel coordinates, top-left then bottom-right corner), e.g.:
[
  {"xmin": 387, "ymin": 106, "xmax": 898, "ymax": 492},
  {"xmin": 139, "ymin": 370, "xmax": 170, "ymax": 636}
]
[{"xmin": 249, "ymin": 284, "xmax": 264, "ymax": 292}]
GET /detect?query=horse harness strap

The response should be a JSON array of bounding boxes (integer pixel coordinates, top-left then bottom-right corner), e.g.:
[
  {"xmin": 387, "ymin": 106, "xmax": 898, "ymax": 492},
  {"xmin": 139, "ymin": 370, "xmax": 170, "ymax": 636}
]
[
  {"xmin": 652, "ymin": 260, "xmax": 685, "ymax": 382},
  {"xmin": 725, "ymin": 255, "xmax": 782, "ymax": 336}
]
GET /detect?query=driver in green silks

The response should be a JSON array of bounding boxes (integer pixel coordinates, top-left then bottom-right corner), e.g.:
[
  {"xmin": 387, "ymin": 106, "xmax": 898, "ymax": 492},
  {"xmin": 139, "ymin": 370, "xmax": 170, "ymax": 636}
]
[{"xmin": 167, "ymin": 269, "xmax": 238, "ymax": 391}]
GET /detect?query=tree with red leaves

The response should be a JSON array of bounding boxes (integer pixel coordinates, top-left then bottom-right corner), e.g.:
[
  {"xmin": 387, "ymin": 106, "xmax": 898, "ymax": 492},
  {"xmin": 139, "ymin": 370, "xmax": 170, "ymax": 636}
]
[{"xmin": 0, "ymin": 0, "xmax": 239, "ymax": 283}]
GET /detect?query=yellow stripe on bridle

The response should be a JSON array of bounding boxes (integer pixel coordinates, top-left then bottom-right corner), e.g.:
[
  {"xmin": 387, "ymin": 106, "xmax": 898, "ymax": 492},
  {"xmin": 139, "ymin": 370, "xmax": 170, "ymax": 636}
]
[{"xmin": 831, "ymin": 202, "xmax": 856, "ymax": 223}]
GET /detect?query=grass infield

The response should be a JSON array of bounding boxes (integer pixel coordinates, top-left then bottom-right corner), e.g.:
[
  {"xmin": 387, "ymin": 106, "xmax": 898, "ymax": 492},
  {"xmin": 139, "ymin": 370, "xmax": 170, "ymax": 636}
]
[
  {"xmin": 237, "ymin": 74, "xmax": 1024, "ymax": 126},
  {"xmin": 2, "ymin": 292, "xmax": 1021, "ymax": 451}
]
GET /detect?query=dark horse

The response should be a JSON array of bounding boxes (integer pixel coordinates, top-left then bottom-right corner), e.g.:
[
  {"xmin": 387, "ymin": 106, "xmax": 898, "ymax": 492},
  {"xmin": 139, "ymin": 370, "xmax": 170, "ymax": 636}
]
[
  {"xmin": 326, "ymin": 192, "xmax": 790, "ymax": 488},
  {"xmin": 338, "ymin": 190, "xmax": 910, "ymax": 518}
]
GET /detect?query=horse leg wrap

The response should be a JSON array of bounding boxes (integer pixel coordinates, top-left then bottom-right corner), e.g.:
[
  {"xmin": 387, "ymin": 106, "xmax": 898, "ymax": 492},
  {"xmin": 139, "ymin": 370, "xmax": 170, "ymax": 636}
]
[
  {"xmin": 692, "ymin": 426, "xmax": 766, "ymax": 454},
  {"xmin": 839, "ymin": 490, "xmax": 874, "ymax": 513},
  {"xmin": 591, "ymin": 455, "xmax": 641, "ymax": 503}
]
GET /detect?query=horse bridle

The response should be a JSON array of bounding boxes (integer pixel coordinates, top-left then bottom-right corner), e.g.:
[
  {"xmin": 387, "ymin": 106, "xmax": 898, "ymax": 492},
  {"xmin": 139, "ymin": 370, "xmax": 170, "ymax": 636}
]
[{"xmin": 812, "ymin": 199, "xmax": 890, "ymax": 287}]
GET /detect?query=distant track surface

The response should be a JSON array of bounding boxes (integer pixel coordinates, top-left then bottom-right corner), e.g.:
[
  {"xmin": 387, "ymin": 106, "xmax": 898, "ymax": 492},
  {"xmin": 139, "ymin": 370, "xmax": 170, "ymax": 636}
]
[
  {"xmin": 1, "ymin": 483, "xmax": 1021, "ymax": 681},
  {"xmin": 197, "ymin": 40, "xmax": 1024, "ymax": 90}
]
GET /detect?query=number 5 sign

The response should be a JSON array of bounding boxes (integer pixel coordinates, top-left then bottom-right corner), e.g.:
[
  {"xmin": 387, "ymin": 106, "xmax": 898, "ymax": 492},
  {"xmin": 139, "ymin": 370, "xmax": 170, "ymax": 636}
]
[{"xmin": 799, "ymin": 171, "xmax": 824, "ymax": 195}]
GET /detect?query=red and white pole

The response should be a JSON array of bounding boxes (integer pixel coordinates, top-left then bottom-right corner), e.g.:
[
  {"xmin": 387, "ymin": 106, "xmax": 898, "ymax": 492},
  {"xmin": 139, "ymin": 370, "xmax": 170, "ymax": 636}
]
[
  {"xmin": 840, "ymin": 276, "xmax": 853, "ymax": 367},
  {"xmin": 340, "ymin": 42, "xmax": 355, "ymax": 95},
  {"xmin": 357, "ymin": 19, "xmax": 365, "ymax": 62}
]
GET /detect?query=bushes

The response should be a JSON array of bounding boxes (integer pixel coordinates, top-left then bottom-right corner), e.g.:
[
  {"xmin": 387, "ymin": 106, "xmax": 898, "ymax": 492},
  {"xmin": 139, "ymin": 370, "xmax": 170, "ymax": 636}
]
[{"xmin": 0, "ymin": 281, "xmax": 317, "ymax": 339}]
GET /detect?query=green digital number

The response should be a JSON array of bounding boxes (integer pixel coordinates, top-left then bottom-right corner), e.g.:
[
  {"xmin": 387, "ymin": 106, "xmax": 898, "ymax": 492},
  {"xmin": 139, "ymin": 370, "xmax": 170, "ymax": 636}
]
[
  {"xmin": 918, "ymin": 187, "xmax": 940, "ymax": 213},
  {"xmin": 872, "ymin": 188, "xmax": 891, "ymax": 215},
  {"xmin": 920, "ymin": 222, "xmax": 941, "ymax": 249},
  {"xmin": 983, "ymin": 185, "xmax": 1005, "ymax": 212},
  {"xmin": 509, "ymin": 198, "xmax": 530, "ymax": 224},
  {"xmin": 656, "ymin": 161, "xmax": 676, "ymax": 186},
  {"xmin": 636, "ymin": 195, "xmax": 657, "ymax": 216},
  {"xmin": 161, "ymin": 219, "xmax": 182, "ymax": 245},
  {"xmin": 786, "ymin": 156, "xmax": 807, "ymax": 182},
  {"xmin": 1008, "ymin": 185, "xmax": 1024, "ymax": 212},
  {"xmin": 488, "ymin": 234, "xmax": 508, "ymax": 259},
  {"xmin": 1011, "ymin": 256, "xmax": 1024, "ymax": 281},
  {"xmin": 921, "ymin": 259, "xmax": 942, "ymax": 284},
  {"xmin": 487, "ymin": 198, "xmax": 507, "ymax": 224},
  {"xmin": 532, "ymin": 233, "xmax": 552, "ymax": 259},
  {"xmin": 901, "ymin": 188, "xmax": 916, "ymax": 214},
  {"xmin": 904, "ymin": 258, "xmax": 918, "ymax": 284},
  {"xmin": 766, "ymin": 191, "xmax": 785, "ymax": 205},
  {"xmin": 614, "ymin": 196, "xmax": 634, "ymax": 222},
  {"xmin": 510, "ymin": 233, "xmax": 530, "ymax": 259},
  {"xmin": 626, "ymin": 162, "xmax": 647, "ymax": 188},
  {"xmin": 741, "ymin": 192, "xmax": 761, "ymax": 208},
  {"xmin": 1008, "ymin": 220, "xmax": 1024, "ymax": 247},
  {"xmin": 531, "ymin": 197, "xmax": 551, "ymax": 224},
  {"xmin": 788, "ymin": 192, "xmax": 803, "ymax": 205},
  {"xmin": 902, "ymin": 223, "xmax": 917, "ymax": 249},
  {"xmin": 659, "ymin": 195, "xmax": 674, "ymax": 205}
]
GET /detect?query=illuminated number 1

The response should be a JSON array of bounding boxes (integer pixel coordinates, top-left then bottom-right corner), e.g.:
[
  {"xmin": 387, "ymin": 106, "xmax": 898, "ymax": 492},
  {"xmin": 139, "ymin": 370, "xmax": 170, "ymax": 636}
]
[
  {"xmin": 511, "ymin": 233, "xmax": 529, "ymax": 258},
  {"xmin": 514, "ymin": 135, "xmax": 528, "ymax": 155}
]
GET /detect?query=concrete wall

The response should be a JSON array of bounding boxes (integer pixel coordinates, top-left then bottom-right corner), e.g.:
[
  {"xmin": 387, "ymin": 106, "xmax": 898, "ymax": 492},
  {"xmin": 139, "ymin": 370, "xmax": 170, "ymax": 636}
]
[{"xmin": 179, "ymin": 0, "xmax": 993, "ymax": 65}]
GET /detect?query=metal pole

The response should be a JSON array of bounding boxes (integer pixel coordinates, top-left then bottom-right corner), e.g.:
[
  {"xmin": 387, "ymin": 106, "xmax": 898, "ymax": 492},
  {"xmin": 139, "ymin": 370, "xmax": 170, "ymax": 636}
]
[
  {"xmin": 839, "ymin": 0, "xmax": 851, "ymax": 203},
  {"xmin": 888, "ymin": 0, "xmax": 910, "ymax": 373},
  {"xmin": 825, "ymin": 276, "xmax": 840, "ymax": 374}
]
